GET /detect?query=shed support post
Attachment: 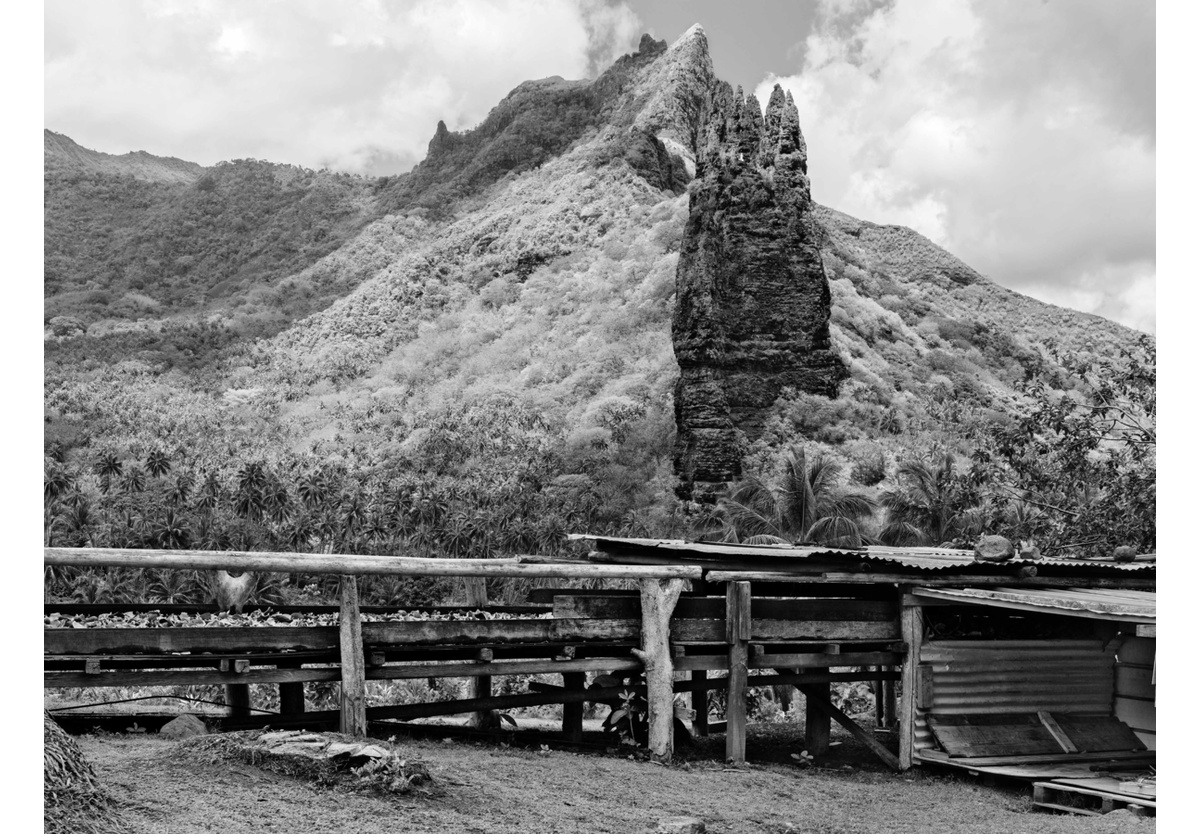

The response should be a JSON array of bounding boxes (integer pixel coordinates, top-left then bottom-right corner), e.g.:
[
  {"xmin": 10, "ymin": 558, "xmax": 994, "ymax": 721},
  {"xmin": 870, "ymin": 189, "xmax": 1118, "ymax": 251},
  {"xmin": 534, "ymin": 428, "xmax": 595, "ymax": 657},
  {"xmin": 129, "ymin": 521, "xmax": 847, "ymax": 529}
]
[
  {"xmin": 801, "ymin": 683, "xmax": 831, "ymax": 755},
  {"xmin": 224, "ymin": 683, "xmax": 250, "ymax": 718},
  {"xmin": 725, "ymin": 581, "xmax": 751, "ymax": 764},
  {"xmin": 899, "ymin": 590, "xmax": 923, "ymax": 769},
  {"xmin": 633, "ymin": 577, "xmax": 686, "ymax": 762},
  {"xmin": 279, "ymin": 682, "xmax": 305, "ymax": 715},
  {"xmin": 691, "ymin": 669, "xmax": 709, "ymax": 736},
  {"xmin": 561, "ymin": 672, "xmax": 586, "ymax": 742},
  {"xmin": 339, "ymin": 574, "xmax": 367, "ymax": 737},
  {"xmin": 884, "ymin": 677, "xmax": 896, "ymax": 728},
  {"xmin": 463, "ymin": 577, "xmax": 493, "ymax": 729}
]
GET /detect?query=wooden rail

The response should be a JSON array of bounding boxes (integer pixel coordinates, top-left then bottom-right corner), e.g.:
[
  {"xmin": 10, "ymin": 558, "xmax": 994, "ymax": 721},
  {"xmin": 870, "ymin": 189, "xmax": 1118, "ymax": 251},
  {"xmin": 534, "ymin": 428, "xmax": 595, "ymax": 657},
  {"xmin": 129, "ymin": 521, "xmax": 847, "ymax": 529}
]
[{"xmin": 44, "ymin": 547, "xmax": 702, "ymax": 580}]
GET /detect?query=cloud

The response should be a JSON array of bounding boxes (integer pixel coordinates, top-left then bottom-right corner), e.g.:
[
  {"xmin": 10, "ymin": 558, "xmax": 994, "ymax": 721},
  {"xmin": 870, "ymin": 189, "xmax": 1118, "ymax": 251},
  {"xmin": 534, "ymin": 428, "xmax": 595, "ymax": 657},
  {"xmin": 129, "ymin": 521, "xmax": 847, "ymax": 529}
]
[
  {"xmin": 44, "ymin": 0, "xmax": 643, "ymax": 177},
  {"xmin": 757, "ymin": 0, "xmax": 1155, "ymax": 332}
]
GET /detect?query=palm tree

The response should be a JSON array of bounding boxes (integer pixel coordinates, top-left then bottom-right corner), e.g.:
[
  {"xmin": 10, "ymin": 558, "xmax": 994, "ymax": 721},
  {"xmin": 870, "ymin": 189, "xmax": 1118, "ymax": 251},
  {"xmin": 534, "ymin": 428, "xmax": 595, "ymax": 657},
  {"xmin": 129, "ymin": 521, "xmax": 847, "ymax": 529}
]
[
  {"xmin": 145, "ymin": 449, "xmax": 171, "ymax": 479},
  {"xmin": 94, "ymin": 452, "xmax": 122, "ymax": 494},
  {"xmin": 879, "ymin": 452, "xmax": 986, "ymax": 546},
  {"xmin": 712, "ymin": 446, "xmax": 878, "ymax": 546}
]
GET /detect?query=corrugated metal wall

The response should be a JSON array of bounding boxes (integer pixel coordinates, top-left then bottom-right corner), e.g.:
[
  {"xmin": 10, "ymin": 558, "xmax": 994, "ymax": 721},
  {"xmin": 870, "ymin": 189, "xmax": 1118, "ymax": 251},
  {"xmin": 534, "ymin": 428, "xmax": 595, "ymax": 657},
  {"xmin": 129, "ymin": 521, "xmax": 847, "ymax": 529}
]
[
  {"xmin": 914, "ymin": 639, "xmax": 1115, "ymax": 752},
  {"xmin": 1114, "ymin": 635, "xmax": 1156, "ymax": 750}
]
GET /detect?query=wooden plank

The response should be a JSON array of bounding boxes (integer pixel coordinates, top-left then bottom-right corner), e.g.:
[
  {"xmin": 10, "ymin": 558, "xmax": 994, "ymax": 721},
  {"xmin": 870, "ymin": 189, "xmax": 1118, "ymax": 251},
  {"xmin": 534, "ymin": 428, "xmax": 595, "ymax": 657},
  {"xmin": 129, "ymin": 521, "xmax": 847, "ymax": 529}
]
[
  {"xmin": 749, "ymin": 619, "xmax": 899, "ymax": 641},
  {"xmin": 45, "ymin": 667, "xmax": 341, "ymax": 688},
  {"xmin": 1038, "ymin": 711, "xmax": 1079, "ymax": 753},
  {"xmin": 750, "ymin": 650, "xmax": 902, "ymax": 670},
  {"xmin": 338, "ymin": 575, "xmax": 367, "ymax": 737},
  {"xmin": 802, "ymin": 686, "xmax": 901, "ymax": 770},
  {"xmin": 915, "ymin": 664, "xmax": 933, "ymax": 710},
  {"xmin": 44, "ymin": 547, "xmax": 703, "ymax": 580},
  {"xmin": 1135, "ymin": 624, "xmax": 1156, "ymax": 638},
  {"xmin": 935, "ymin": 750, "xmax": 1155, "ymax": 767},
  {"xmin": 1052, "ymin": 715, "xmax": 1145, "ymax": 753},
  {"xmin": 553, "ymin": 595, "xmax": 896, "ymax": 622},
  {"xmin": 725, "ymin": 582, "xmax": 750, "ymax": 765},
  {"xmin": 927, "ymin": 714, "xmax": 1062, "ymax": 757}
]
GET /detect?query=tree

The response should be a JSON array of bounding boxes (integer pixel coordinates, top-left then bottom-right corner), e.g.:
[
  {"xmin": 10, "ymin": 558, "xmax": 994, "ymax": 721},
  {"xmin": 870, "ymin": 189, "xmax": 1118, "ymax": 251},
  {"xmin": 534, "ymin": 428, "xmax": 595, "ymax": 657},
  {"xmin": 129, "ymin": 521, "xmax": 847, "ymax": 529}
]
[
  {"xmin": 710, "ymin": 446, "xmax": 878, "ymax": 546},
  {"xmin": 879, "ymin": 452, "xmax": 986, "ymax": 547},
  {"xmin": 974, "ymin": 337, "xmax": 1155, "ymax": 555}
]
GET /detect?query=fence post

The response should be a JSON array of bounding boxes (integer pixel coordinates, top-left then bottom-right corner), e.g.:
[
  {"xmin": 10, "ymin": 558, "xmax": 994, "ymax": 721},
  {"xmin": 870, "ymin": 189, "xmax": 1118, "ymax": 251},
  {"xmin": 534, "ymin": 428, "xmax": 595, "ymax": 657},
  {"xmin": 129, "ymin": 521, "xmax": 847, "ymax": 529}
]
[
  {"xmin": 339, "ymin": 574, "xmax": 367, "ymax": 737},
  {"xmin": 725, "ymin": 581, "xmax": 750, "ymax": 764},
  {"xmin": 899, "ymin": 589, "xmax": 922, "ymax": 769},
  {"xmin": 634, "ymin": 577, "xmax": 686, "ymax": 762},
  {"xmin": 463, "ymin": 577, "xmax": 493, "ymax": 729}
]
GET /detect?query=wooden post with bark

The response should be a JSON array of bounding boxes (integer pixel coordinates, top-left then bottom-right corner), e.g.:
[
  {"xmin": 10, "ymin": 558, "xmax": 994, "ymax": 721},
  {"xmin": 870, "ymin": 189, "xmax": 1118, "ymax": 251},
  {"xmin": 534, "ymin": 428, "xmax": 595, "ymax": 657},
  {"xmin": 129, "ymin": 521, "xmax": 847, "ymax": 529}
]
[
  {"xmin": 801, "ymin": 682, "xmax": 831, "ymax": 755},
  {"xmin": 338, "ymin": 574, "xmax": 367, "ymax": 737},
  {"xmin": 899, "ymin": 589, "xmax": 923, "ymax": 769},
  {"xmin": 725, "ymin": 581, "xmax": 751, "ymax": 764},
  {"xmin": 632, "ymin": 577, "xmax": 686, "ymax": 762},
  {"xmin": 462, "ymin": 577, "xmax": 494, "ymax": 729}
]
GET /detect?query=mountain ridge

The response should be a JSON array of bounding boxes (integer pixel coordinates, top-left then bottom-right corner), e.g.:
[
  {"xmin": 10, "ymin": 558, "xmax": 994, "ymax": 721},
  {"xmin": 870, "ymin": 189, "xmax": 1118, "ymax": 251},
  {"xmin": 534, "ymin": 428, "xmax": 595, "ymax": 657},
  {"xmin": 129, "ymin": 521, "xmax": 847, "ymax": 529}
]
[{"xmin": 43, "ymin": 25, "xmax": 1152, "ymax": 557}]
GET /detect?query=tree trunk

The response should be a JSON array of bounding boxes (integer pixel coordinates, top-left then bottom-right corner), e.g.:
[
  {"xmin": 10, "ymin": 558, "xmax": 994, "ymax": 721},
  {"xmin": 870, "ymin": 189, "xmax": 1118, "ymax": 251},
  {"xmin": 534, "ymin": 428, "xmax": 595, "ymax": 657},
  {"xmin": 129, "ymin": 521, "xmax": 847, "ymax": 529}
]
[{"xmin": 632, "ymin": 578, "xmax": 685, "ymax": 762}]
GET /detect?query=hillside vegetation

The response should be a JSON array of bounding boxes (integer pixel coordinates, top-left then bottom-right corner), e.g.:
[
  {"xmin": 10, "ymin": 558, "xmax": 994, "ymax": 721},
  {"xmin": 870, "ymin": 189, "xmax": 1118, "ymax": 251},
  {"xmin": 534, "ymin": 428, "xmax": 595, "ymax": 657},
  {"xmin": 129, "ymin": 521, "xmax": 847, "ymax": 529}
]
[{"xmin": 43, "ymin": 27, "xmax": 1154, "ymax": 603}]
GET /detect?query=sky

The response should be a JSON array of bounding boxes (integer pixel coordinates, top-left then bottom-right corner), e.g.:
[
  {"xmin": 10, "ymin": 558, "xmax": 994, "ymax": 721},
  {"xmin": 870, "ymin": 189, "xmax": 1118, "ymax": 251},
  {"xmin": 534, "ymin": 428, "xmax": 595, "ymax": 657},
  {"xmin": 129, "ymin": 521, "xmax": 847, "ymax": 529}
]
[{"xmin": 42, "ymin": 0, "xmax": 1155, "ymax": 332}]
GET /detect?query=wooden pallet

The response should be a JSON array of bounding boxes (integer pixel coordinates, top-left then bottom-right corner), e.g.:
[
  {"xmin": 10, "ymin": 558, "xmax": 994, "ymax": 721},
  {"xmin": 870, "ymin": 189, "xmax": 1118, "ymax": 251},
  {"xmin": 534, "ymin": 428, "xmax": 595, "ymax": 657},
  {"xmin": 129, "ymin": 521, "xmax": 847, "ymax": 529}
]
[{"xmin": 1033, "ymin": 780, "xmax": 1156, "ymax": 817}]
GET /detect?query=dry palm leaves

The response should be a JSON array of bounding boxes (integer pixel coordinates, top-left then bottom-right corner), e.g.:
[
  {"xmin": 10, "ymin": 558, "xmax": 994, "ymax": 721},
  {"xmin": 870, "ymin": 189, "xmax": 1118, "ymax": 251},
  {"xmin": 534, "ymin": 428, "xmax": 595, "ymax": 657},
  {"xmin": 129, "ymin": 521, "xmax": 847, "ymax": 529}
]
[{"xmin": 44, "ymin": 712, "xmax": 125, "ymax": 834}]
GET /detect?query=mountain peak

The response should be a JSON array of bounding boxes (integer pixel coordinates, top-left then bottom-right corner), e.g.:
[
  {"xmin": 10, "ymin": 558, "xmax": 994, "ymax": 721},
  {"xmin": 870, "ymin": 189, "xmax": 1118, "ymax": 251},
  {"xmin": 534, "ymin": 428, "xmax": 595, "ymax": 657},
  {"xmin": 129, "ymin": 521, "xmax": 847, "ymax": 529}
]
[{"xmin": 44, "ymin": 129, "xmax": 203, "ymax": 184}]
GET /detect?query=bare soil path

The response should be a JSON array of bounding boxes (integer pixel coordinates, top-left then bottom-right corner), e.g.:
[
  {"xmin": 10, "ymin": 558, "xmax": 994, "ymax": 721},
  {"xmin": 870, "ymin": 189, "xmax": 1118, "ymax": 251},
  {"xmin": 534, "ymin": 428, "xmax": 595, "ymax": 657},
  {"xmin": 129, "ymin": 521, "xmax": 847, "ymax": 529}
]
[{"xmin": 75, "ymin": 726, "xmax": 1156, "ymax": 834}]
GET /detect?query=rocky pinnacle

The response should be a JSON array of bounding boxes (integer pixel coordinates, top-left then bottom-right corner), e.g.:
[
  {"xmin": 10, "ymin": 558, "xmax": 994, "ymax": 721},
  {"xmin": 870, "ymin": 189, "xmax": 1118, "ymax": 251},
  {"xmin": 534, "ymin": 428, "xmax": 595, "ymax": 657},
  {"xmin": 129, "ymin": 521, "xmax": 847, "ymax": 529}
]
[{"xmin": 672, "ymin": 82, "xmax": 846, "ymax": 501}]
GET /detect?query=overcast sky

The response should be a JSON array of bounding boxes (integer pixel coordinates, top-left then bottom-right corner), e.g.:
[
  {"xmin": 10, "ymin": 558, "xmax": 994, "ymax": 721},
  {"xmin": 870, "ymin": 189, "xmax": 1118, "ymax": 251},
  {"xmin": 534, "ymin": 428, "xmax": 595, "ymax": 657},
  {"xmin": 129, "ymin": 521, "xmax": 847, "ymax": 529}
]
[{"xmin": 43, "ymin": 0, "xmax": 1156, "ymax": 333}]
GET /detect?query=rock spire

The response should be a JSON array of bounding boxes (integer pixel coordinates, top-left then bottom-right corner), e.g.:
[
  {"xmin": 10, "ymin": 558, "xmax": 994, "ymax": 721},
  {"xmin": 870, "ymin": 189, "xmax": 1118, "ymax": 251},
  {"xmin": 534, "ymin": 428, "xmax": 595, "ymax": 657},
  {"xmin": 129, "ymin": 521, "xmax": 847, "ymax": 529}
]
[{"xmin": 672, "ymin": 82, "xmax": 846, "ymax": 501}]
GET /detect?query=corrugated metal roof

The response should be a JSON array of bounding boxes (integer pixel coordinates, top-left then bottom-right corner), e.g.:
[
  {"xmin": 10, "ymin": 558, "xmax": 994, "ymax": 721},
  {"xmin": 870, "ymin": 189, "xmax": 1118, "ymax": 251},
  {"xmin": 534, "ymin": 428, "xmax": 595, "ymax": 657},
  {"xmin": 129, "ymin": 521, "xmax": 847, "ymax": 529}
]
[
  {"xmin": 573, "ymin": 535, "xmax": 1156, "ymax": 573},
  {"xmin": 911, "ymin": 586, "xmax": 1156, "ymax": 622}
]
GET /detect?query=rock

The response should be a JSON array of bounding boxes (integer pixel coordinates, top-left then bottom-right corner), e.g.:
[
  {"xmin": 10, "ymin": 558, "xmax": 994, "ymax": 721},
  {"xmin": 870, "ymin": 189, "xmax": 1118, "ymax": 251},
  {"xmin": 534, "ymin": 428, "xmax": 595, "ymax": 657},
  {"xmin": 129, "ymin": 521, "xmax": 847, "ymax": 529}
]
[
  {"xmin": 656, "ymin": 817, "xmax": 706, "ymax": 834},
  {"xmin": 672, "ymin": 82, "xmax": 846, "ymax": 499},
  {"xmin": 1017, "ymin": 540, "xmax": 1042, "ymax": 560},
  {"xmin": 973, "ymin": 535, "xmax": 1015, "ymax": 562},
  {"xmin": 1112, "ymin": 546, "xmax": 1137, "ymax": 563},
  {"xmin": 159, "ymin": 714, "xmax": 208, "ymax": 739}
]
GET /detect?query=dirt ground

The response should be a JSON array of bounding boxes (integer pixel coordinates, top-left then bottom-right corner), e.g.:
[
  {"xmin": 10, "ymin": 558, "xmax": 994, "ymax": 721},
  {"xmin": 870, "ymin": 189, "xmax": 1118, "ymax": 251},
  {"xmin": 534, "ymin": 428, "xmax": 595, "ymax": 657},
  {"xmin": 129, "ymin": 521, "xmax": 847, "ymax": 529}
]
[{"xmin": 67, "ymin": 721, "xmax": 1157, "ymax": 834}]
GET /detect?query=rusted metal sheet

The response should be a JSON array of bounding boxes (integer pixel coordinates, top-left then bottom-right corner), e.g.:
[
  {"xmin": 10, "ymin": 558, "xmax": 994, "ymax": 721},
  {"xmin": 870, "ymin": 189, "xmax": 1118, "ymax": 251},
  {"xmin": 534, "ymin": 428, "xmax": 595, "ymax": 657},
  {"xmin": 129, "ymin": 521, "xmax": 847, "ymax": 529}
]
[
  {"xmin": 912, "ymin": 587, "xmax": 1155, "ymax": 622},
  {"xmin": 575, "ymin": 535, "xmax": 1155, "ymax": 573},
  {"xmin": 920, "ymin": 640, "xmax": 1114, "ymax": 715}
]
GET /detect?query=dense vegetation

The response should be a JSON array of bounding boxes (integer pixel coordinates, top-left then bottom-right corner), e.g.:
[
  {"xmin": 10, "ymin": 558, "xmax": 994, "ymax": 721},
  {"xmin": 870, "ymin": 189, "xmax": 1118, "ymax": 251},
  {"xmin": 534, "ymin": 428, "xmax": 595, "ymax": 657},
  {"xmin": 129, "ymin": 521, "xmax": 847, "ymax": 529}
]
[{"xmin": 44, "ymin": 40, "xmax": 1155, "ymax": 609}]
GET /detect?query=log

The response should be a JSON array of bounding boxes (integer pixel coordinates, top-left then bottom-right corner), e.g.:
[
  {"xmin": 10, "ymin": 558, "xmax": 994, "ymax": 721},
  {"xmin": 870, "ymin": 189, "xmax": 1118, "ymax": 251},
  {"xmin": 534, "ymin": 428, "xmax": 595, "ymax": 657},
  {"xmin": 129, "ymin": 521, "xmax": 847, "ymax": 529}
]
[
  {"xmin": 44, "ymin": 547, "xmax": 702, "ymax": 580},
  {"xmin": 725, "ymin": 582, "xmax": 750, "ymax": 765},
  {"xmin": 463, "ymin": 578, "xmax": 492, "ymax": 730},
  {"xmin": 632, "ymin": 577, "xmax": 686, "ymax": 762},
  {"xmin": 338, "ymin": 575, "xmax": 367, "ymax": 737},
  {"xmin": 899, "ymin": 594, "xmax": 923, "ymax": 769}
]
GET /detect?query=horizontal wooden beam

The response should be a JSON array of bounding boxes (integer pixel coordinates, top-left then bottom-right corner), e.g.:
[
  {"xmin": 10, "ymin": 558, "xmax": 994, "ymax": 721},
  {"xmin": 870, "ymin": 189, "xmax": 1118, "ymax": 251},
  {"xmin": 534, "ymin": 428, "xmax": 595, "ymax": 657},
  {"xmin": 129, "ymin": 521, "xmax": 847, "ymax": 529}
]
[
  {"xmin": 46, "ymin": 667, "xmax": 341, "ymax": 688},
  {"xmin": 44, "ymin": 547, "xmax": 703, "ymax": 580},
  {"xmin": 369, "ymin": 656, "xmax": 642, "ymax": 680},
  {"xmin": 750, "ymin": 650, "xmax": 903, "ymax": 670}
]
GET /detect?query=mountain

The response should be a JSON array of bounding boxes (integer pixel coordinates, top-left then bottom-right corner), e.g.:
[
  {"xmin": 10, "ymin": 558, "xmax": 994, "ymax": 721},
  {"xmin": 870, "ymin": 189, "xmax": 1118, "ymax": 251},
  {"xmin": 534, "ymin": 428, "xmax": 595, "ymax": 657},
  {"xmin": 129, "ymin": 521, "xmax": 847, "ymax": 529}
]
[{"xmin": 43, "ymin": 26, "xmax": 1152, "ymax": 562}]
